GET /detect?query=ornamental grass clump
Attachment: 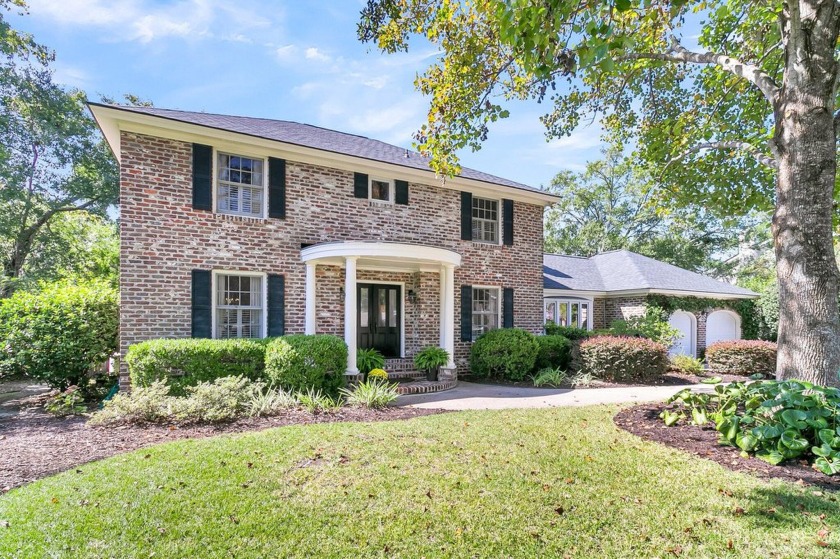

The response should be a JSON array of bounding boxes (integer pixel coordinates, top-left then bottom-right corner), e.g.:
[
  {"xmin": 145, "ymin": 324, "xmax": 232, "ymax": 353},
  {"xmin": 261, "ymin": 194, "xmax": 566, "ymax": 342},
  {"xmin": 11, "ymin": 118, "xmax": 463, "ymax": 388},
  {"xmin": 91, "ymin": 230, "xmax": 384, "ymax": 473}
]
[
  {"xmin": 578, "ymin": 335, "xmax": 668, "ymax": 383},
  {"xmin": 340, "ymin": 380, "xmax": 400, "ymax": 409},
  {"xmin": 705, "ymin": 340, "xmax": 777, "ymax": 376}
]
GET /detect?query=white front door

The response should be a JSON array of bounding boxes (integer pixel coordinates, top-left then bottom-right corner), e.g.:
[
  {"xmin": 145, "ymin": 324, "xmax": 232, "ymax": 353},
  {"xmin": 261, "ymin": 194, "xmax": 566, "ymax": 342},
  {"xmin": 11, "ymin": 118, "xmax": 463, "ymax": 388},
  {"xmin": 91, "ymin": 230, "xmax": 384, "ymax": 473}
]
[{"xmin": 668, "ymin": 311, "xmax": 695, "ymax": 357}]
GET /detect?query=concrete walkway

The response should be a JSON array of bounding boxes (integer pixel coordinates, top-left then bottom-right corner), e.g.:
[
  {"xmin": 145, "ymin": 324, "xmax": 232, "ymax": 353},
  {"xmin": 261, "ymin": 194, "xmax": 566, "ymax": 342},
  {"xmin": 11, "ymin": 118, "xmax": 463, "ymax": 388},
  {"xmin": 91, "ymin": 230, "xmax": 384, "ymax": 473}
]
[{"xmin": 396, "ymin": 381, "xmax": 706, "ymax": 410}]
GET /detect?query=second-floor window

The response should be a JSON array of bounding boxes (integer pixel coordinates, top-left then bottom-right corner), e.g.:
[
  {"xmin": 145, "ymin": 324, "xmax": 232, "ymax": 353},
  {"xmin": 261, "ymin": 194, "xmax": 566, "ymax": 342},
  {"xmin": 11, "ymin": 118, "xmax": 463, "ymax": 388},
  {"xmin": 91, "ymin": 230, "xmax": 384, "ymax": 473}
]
[
  {"xmin": 369, "ymin": 177, "xmax": 393, "ymax": 202},
  {"xmin": 217, "ymin": 153, "xmax": 265, "ymax": 217},
  {"xmin": 472, "ymin": 197, "xmax": 499, "ymax": 243}
]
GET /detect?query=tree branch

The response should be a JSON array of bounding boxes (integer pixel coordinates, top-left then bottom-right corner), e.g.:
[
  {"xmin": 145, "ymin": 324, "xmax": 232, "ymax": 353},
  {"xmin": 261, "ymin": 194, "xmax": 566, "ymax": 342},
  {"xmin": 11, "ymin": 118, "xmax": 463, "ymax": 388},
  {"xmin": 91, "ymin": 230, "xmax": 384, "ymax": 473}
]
[
  {"xmin": 620, "ymin": 37, "xmax": 781, "ymax": 107},
  {"xmin": 664, "ymin": 141, "xmax": 779, "ymax": 171}
]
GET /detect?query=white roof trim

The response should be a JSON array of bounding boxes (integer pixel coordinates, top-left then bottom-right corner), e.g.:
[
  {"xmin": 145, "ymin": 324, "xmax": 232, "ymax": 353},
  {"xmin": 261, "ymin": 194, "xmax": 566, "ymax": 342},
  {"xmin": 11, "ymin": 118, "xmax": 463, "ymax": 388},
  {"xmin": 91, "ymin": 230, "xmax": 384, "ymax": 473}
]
[
  {"xmin": 543, "ymin": 287, "xmax": 757, "ymax": 300},
  {"xmin": 301, "ymin": 241, "xmax": 462, "ymax": 270},
  {"xmin": 89, "ymin": 104, "xmax": 559, "ymax": 206}
]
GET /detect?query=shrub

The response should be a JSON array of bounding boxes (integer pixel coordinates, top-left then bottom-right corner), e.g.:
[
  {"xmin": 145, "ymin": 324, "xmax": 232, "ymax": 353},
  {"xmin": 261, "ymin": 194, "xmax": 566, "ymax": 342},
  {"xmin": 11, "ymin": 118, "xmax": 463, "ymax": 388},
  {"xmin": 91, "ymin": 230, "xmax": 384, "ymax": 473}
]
[
  {"xmin": 340, "ymin": 380, "xmax": 400, "ymax": 408},
  {"xmin": 89, "ymin": 380, "xmax": 174, "ymax": 425},
  {"xmin": 265, "ymin": 335, "xmax": 347, "ymax": 395},
  {"xmin": 544, "ymin": 323, "xmax": 591, "ymax": 340},
  {"xmin": 0, "ymin": 280, "xmax": 118, "ymax": 390},
  {"xmin": 126, "ymin": 338, "xmax": 268, "ymax": 396},
  {"xmin": 44, "ymin": 386, "xmax": 88, "ymax": 416},
  {"xmin": 175, "ymin": 376, "xmax": 261, "ymax": 422},
  {"xmin": 534, "ymin": 335, "xmax": 572, "ymax": 371},
  {"xmin": 662, "ymin": 380, "xmax": 840, "ymax": 475},
  {"xmin": 569, "ymin": 371, "xmax": 595, "ymax": 387},
  {"xmin": 356, "ymin": 348, "xmax": 385, "ymax": 375},
  {"xmin": 469, "ymin": 328, "xmax": 539, "ymax": 381},
  {"xmin": 532, "ymin": 367, "xmax": 567, "ymax": 387},
  {"xmin": 670, "ymin": 354, "xmax": 704, "ymax": 375},
  {"xmin": 705, "ymin": 340, "xmax": 777, "ymax": 376},
  {"xmin": 247, "ymin": 386, "xmax": 298, "ymax": 417},
  {"xmin": 578, "ymin": 335, "xmax": 668, "ymax": 382},
  {"xmin": 296, "ymin": 387, "xmax": 341, "ymax": 413},
  {"xmin": 609, "ymin": 306, "xmax": 681, "ymax": 347},
  {"xmin": 368, "ymin": 368, "xmax": 389, "ymax": 381}
]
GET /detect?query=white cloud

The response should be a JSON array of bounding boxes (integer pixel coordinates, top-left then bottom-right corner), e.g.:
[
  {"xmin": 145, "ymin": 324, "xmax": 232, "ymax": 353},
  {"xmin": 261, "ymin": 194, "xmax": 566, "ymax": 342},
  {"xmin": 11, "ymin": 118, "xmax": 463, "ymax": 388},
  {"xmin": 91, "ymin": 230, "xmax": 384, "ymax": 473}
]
[
  {"xmin": 275, "ymin": 44, "xmax": 298, "ymax": 62},
  {"xmin": 304, "ymin": 47, "xmax": 331, "ymax": 63},
  {"xmin": 28, "ymin": 0, "xmax": 277, "ymax": 44}
]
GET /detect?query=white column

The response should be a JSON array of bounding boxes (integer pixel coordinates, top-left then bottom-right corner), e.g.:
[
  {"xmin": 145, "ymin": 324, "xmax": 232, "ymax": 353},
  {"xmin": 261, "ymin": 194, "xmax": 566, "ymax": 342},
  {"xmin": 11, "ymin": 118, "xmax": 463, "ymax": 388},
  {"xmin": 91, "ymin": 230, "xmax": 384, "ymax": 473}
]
[
  {"xmin": 439, "ymin": 266, "xmax": 446, "ymax": 348},
  {"xmin": 442, "ymin": 264, "xmax": 456, "ymax": 368},
  {"xmin": 344, "ymin": 257, "xmax": 359, "ymax": 375},
  {"xmin": 304, "ymin": 263, "xmax": 317, "ymax": 335}
]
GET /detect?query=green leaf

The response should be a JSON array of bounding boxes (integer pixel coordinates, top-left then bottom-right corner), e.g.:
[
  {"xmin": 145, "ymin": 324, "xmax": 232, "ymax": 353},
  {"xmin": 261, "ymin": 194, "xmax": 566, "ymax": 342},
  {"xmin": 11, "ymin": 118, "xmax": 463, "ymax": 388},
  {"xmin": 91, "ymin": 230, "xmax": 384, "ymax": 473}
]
[
  {"xmin": 691, "ymin": 407, "xmax": 707, "ymax": 425},
  {"xmin": 735, "ymin": 431, "xmax": 758, "ymax": 452},
  {"xmin": 814, "ymin": 456, "xmax": 840, "ymax": 476},
  {"xmin": 780, "ymin": 409, "xmax": 807, "ymax": 429},
  {"xmin": 701, "ymin": 376, "xmax": 722, "ymax": 384},
  {"xmin": 755, "ymin": 449, "xmax": 786, "ymax": 466},
  {"xmin": 780, "ymin": 429, "xmax": 810, "ymax": 451}
]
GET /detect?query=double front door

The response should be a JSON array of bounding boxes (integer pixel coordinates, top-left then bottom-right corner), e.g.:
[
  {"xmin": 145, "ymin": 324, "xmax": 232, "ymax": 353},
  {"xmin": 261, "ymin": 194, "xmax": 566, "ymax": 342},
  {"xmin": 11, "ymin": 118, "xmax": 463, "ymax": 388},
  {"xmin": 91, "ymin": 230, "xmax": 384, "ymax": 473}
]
[{"xmin": 357, "ymin": 283, "xmax": 401, "ymax": 358}]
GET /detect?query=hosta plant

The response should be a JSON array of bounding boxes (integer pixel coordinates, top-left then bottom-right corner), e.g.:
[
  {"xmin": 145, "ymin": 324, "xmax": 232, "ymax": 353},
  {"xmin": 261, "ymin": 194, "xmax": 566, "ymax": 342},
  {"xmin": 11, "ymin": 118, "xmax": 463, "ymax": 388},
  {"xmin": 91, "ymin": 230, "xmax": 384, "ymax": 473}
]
[{"xmin": 661, "ymin": 380, "xmax": 840, "ymax": 475}]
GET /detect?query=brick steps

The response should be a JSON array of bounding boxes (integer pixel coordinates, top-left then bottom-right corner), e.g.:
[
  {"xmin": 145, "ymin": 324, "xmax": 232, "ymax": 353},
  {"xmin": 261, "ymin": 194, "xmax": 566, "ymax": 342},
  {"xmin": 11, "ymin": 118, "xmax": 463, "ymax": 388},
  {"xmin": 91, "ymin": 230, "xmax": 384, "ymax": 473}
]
[{"xmin": 395, "ymin": 380, "xmax": 457, "ymax": 395}]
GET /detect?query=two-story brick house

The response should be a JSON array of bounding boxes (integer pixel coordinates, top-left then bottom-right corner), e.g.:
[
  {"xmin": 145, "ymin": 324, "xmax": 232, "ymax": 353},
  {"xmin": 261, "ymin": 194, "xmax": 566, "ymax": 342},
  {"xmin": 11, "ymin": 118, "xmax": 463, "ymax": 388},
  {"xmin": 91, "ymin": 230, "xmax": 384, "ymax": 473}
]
[{"xmin": 90, "ymin": 104, "xmax": 558, "ymax": 386}]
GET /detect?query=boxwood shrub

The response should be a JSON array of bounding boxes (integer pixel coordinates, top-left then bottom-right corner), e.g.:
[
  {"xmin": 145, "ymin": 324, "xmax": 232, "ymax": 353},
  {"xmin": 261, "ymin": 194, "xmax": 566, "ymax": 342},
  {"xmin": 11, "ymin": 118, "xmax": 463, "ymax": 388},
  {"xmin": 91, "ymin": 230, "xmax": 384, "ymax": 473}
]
[
  {"xmin": 470, "ymin": 328, "xmax": 539, "ymax": 381},
  {"xmin": 127, "ymin": 338, "xmax": 269, "ymax": 396},
  {"xmin": 534, "ymin": 335, "xmax": 572, "ymax": 371},
  {"xmin": 705, "ymin": 340, "xmax": 777, "ymax": 376},
  {"xmin": 265, "ymin": 335, "xmax": 347, "ymax": 395},
  {"xmin": 578, "ymin": 335, "xmax": 668, "ymax": 382},
  {"xmin": 0, "ymin": 280, "xmax": 118, "ymax": 390}
]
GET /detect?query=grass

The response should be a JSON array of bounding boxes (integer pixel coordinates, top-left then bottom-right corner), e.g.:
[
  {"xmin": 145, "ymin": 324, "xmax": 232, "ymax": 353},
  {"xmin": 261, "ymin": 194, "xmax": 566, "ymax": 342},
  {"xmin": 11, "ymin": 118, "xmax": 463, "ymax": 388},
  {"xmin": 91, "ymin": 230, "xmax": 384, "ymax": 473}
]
[{"xmin": 1, "ymin": 406, "xmax": 839, "ymax": 558}]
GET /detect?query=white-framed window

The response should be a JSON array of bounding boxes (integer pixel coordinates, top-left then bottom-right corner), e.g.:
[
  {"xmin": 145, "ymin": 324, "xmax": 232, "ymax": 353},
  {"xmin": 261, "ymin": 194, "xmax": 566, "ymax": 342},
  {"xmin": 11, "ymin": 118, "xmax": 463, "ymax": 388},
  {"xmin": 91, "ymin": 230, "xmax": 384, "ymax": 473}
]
[
  {"xmin": 369, "ymin": 177, "xmax": 394, "ymax": 203},
  {"xmin": 472, "ymin": 197, "xmax": 499, "ymax": 243},
  {"xmin": 545, "ymin": 298, "xmax": 591, "ymax": 330},
  {"xmin": 216, "ymin": 152, "xmax": 266, "ymax": 217},
  {"xmin": 472, "ymin": 287, "xmax": 500, "ymax": 340},
  {"xmin": 215, "ymin": 272, "xmax": 265, "ymax": 339}
]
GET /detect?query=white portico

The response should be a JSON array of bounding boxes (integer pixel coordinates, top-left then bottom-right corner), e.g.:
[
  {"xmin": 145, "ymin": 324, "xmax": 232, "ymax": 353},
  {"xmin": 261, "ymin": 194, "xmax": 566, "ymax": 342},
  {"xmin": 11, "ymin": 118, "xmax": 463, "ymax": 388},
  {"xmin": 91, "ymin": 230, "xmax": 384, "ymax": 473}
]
[{"xmin": 301, "ymin": 241, "xmax": 461, "ymax": 375}]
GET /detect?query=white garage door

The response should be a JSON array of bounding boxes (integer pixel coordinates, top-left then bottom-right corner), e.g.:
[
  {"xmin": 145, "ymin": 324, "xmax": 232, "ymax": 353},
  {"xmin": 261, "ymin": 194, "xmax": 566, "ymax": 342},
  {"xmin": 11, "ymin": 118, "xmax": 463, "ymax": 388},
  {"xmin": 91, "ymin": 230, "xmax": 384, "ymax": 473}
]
[
  {"xmin": 706, "ymin": 310, "xmax": 740, "ymax": 347},
  {"xmin": 668, "ymin": 311, "xmax": 695, "ymax": 357}
]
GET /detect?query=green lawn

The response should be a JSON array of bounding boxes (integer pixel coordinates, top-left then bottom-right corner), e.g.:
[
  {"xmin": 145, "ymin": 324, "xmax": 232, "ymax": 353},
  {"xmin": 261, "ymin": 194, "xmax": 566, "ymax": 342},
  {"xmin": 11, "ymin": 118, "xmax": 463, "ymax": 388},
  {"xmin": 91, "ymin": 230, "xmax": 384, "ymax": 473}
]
[{"xmin": 1, "ymin": 406, "xmax": 838, "ymax": 558}]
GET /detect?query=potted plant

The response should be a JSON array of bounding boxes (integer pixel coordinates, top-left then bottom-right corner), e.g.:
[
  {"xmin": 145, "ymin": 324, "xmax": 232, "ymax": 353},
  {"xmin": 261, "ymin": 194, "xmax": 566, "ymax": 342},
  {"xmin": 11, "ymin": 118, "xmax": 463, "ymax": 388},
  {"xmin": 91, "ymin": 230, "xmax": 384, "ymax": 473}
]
[
  {"xmin": 413, "ymin": 346, "xmax": 450, "ymax": 381},
  {"xmin": 356, "ymin": 348, "xmax": 385, "ymax": 382}
]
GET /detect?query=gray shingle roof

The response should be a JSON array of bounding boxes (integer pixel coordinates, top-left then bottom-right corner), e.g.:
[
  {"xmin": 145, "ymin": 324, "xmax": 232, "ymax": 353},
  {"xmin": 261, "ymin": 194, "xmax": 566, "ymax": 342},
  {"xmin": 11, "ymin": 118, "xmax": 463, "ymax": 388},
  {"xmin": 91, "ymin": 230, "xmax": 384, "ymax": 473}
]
[
  {"xmin": 544, "ymin": 250, "xmax": 757, "ymax": 298},
  {"xmin": 93, "ymin": 104, "xmax": 548, "ymax": 196}
]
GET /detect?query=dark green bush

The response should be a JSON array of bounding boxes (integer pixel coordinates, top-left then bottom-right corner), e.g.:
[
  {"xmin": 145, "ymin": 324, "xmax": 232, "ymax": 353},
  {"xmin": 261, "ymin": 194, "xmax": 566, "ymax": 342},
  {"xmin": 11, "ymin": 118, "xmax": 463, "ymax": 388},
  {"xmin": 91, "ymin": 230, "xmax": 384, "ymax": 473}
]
[
  {"xmin": 544, "ymin": 323, "xmax": 591, "ymax": 340},
  {"xmin": 534, "ymin": 335, "xmax": 572, "ymax": 371},
  {"xmin": 705, "ymin": 340, "xmax": 777, "ymax": 376},
  {"xmin": 126, "ymin": 338, "xmax": 269, "ymax": 396},
  {"xmin": 578, "ymin": 335, "xmax": 668, "ymax": 382},
  {"xmin": 470, "ymin": 328, "xmax": 539, "ymax": 381},
  {"xmin": 0, "ymin": 280, "xmax": 118, "ymax": 390},
  {"xmin": 265, "ymin": 335, "xmax": 347, "ymax": 395}
]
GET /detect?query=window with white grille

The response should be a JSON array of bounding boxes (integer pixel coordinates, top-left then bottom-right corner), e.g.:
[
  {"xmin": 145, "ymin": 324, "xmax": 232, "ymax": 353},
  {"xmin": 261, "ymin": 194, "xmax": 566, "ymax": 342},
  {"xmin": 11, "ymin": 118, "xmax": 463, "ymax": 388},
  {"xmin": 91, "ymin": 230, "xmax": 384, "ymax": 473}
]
[
  {"xmin": 215, "ymin": 274, "xmax": 263, "ymax": 339},
  {"xmin": 472, "ymin": 287, "xmax": 500, "ymax": 340},
  {"xmin": 472, "ymin": 197, "xmax": 499, "ymax": 243},
  {"xmin": 217, "ymin": 153, "xmax": 265, "ymax": 217}
]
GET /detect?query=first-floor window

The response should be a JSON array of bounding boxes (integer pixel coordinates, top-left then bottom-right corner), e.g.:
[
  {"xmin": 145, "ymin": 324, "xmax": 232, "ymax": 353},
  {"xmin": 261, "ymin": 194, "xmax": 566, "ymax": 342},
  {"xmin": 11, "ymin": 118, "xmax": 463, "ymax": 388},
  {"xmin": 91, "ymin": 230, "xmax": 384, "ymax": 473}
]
[
  {"xmin": 545, "ymin": 299, "xmax": 590, "ymax": 329},
  {"xmin": 216, "ymin": 273, "xmax": 263, "ymax": 338},
  {"xmin": 472, "ymin": 287, "xmax": 500, "ymax": 340}
]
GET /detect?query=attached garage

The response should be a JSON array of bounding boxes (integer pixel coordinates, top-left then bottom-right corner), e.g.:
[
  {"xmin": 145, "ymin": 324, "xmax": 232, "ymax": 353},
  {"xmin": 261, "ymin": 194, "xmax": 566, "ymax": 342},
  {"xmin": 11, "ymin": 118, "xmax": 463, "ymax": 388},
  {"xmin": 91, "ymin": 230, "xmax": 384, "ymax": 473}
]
[
  {"xmin": 705, "ymin": 309, "xmax": 741, "ymax": 347},
  {"xmin": 668, "ymin": 311, "xmax": 696, "ymax": 357}
]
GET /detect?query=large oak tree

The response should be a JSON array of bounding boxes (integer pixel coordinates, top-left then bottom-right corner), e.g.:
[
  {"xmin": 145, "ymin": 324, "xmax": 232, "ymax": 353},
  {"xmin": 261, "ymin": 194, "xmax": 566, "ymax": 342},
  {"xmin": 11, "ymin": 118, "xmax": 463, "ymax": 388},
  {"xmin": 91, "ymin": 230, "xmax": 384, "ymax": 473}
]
[{"xmin": 359, "ymin": 0, "xmax": 840, "ymax": 385}]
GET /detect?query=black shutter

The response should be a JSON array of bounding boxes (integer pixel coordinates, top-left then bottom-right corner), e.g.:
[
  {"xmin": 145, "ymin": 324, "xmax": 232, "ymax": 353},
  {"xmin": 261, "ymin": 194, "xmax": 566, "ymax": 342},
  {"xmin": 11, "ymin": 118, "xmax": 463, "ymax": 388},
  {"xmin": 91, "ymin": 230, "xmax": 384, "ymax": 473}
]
[
  {"xmin": 354, "ymin": 172, "xmax": 368, "ymax": 198},
  {"xmin": 503, "ymin": 199, "xmax": 514, "ymax": 246},
  {"xmin": 192, "ymin": 144, "xmax": 213, "ymax": 211},
  {"xmin": 268, "ymin": 157, "xmax": 286, "ymax": 219},
  {"xmin": 267, "ymin": 274, "xmax": 285, "ymax": 337},
  {"xmin": 191, "ymin": 270, "xmax": 212, "ymax": 338},
  {"xmin": 460, "ymin": 191, "xmax": 473, "ymax": 241},
  {"xmin": 395, "ymin": 179, "xmax": 409, "ymax": 205},
  {"xmin": 503, "ymin": 287, "xmax": 514, "ymax": 328},
  {"xmin": 460, "ymin": 285, "xmax": 473, "ymax": 342}
]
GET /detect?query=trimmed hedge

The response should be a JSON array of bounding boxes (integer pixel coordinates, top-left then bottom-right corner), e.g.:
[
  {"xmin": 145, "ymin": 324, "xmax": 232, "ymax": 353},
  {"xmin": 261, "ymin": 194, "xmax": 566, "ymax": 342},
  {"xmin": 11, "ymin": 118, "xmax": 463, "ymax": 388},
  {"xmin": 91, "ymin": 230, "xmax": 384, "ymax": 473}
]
[
  {"xmin": 579, "ymin": 335, "xmax": 668, "ymax": 382},
  {"xmin": 265, "ymin": 335, "xmax": 347, "ymax": 395},
  {"xmin": 0, "ymin": 280, "xmax": 118, "ymax": 390},
  {"xmin": 544, "ymin": 323, "xmax": 591, "ymax": 340},
  {"xmin": 534, "ymin": 335, "xmax": 572, "ymax": 371},
  {"xmin": 127, "ymin": 338, "xmax": 269, "ymax": 396},
  {"xmin": 705, "ymin": 340, "xmax": 777, "ymax": 376},
  {"xmin": 470, "ymin": 328, "xmax": 539, "ymax": 381}
]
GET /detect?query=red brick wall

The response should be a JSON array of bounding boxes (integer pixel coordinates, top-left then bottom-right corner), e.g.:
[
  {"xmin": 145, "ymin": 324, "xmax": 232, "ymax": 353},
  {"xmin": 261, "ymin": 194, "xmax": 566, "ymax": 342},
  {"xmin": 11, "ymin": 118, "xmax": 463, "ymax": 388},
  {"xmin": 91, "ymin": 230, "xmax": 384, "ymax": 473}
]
[{"xmin": 119, "ymin": 132, "xmax": 545, "ymax": 379}]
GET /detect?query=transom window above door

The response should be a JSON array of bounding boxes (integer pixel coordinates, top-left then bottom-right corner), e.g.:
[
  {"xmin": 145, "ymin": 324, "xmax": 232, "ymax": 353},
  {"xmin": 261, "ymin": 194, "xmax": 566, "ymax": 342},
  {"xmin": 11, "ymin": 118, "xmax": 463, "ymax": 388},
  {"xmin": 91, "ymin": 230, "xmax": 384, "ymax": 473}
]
[
  {"xmin": 217, "ymin": 153, "xmax": 266, "ymax": 217},
  {"xmin": 545, "ymin": 298, "xmax": 590, "ymax": 330}
]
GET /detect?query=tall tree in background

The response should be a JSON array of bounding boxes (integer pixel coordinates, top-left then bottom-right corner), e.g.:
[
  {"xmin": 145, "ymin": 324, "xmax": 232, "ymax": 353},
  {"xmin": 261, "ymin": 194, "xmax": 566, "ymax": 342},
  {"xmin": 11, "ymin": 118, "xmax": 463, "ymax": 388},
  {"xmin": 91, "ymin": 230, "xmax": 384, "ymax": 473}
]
[
  {"xmin": 0, "ymin": 1, "xmax": 118, "ymax": 295},
  {"xmin": 545, "ymin": 148, "xmax": 743, "ymax": 274},
  {"xmin": 359, "ymin": 1, "xmax": 840, "ymax": 385}
]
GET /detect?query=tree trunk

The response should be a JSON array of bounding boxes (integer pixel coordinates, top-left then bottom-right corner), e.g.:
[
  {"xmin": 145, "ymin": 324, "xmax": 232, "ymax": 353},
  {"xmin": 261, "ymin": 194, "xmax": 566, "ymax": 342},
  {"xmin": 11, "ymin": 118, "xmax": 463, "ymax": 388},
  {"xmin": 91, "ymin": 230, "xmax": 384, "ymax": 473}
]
[{"xmin": 772, "ymin": 1, "xmax": 840, "ymax": 386}]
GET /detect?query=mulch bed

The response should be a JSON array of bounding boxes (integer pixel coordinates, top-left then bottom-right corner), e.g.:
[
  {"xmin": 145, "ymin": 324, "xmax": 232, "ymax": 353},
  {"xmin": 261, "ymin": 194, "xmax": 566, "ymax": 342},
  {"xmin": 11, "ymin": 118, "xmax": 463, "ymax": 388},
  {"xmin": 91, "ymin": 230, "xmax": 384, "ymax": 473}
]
[
  {"xmin": 0, "ymin": 402, "xmax": 444, "ymax": 492},
  {"xmin": 614, "ymin": 403, "xmax": 840, "ymax": 490}
]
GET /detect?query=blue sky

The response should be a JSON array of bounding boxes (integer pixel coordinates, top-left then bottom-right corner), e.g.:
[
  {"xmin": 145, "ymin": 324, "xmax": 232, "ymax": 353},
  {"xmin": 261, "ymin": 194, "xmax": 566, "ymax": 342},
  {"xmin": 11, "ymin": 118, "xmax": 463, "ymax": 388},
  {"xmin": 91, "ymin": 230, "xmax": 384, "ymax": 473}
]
[{"xmin": 9, "ymin": 0, "xmax": 606, "ymax": 189}]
